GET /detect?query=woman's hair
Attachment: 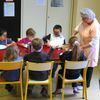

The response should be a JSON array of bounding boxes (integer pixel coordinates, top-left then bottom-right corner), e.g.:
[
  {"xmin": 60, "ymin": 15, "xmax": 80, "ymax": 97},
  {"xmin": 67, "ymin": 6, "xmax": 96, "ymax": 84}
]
[
  {"xmin": 31, "ymin": 38, "xmax": 43, "ymax": 51},
  {"xmin": 68, "ymin": 36, "xmax": 81, "ymax": 61},
  {"xmin": 26, "ymin": 28, "xmax": 36, "ymax": 37},
  {"xmin": 4, "ymin": 45, "xmax": 19, "ymax": 61}
]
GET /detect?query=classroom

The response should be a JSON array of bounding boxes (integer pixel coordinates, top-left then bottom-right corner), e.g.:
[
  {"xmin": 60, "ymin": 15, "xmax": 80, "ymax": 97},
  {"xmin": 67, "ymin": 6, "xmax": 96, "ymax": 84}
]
[{"xmin": 0, "ymin": 0, "xmax": 100, "ymax": 100}]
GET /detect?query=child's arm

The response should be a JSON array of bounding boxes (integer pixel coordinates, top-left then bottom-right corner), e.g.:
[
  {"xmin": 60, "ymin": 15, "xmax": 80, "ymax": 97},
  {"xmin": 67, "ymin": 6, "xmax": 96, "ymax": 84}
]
[{"xmin": 72, "ymin": 31, "xmax": 78, "ymax": 36}]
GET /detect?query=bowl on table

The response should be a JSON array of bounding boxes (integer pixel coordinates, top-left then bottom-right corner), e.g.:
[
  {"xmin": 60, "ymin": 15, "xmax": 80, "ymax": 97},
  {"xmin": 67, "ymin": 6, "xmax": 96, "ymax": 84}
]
[{"xmin": 0, "ymin": 45, "xmax": 7, "ymax": 61}]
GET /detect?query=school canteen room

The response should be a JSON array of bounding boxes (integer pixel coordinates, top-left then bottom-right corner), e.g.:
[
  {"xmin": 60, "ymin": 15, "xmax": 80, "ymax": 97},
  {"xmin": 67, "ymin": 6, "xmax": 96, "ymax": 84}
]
[{"xmin": 0, "ymin": 0, "xmax": 100, "ymax": 100}]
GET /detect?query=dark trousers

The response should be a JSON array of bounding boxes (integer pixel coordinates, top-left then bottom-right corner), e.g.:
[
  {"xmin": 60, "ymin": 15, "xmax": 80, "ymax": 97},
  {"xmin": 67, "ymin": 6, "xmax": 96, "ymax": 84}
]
[
  {"xmin": 86, "ymin": 67, "xmax": 93, "ymax": 87},
  {"xmin": 52, "ymin": 63, "xmax": 58, "ymax": 78}
]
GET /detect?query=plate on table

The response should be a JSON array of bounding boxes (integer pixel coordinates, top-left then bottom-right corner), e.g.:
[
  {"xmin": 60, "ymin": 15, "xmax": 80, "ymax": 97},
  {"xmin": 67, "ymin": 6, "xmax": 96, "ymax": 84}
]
[{"xmin": 0, "ymin": 45, "xmax": 6, "ymax": 50}]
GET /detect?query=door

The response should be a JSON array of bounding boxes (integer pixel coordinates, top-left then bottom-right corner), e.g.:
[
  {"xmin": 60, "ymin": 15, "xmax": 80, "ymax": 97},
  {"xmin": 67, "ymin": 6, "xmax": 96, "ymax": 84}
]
[
  {"xmin": 0, "ymin": 0, "xmax": 21, "ymax": 41},
  {"xmin": 47, "ymin": 0, "xmax": 73, "ymax": 42}
]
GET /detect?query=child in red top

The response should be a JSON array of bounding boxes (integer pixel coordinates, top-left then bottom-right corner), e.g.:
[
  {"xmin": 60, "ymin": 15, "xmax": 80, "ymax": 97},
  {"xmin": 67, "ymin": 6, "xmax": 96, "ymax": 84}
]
[{"xmin": 17, "ymin": 28, "xmax": 36, "ymax": 47}]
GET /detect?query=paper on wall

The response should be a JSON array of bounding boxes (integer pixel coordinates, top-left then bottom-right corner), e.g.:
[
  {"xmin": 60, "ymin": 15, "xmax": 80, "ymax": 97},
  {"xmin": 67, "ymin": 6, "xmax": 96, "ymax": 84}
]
[
  {"xmin": 4, "ymin": 2, "xmax": 15, "ymax": 17},
  {"xmin": 36, "ymin": 0, "xmax": 46, "ymax": 6}
]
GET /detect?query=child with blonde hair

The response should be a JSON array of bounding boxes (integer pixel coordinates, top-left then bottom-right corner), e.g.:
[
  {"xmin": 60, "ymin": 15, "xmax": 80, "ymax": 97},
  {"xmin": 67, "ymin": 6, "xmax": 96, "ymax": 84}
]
[{"xmin": 2, "ymin": 45, "xmax": 22, "ymax": 93}]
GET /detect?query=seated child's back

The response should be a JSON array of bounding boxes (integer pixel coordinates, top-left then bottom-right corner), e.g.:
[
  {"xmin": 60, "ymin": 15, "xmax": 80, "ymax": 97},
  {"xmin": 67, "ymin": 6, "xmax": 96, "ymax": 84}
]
[
  {"xmin": 24, "ymin": 38, "xmax": 49, "ymax": 81},
  {"xmin": 2, "ymin": 45, "xmax": 22, "ymax": 81}
]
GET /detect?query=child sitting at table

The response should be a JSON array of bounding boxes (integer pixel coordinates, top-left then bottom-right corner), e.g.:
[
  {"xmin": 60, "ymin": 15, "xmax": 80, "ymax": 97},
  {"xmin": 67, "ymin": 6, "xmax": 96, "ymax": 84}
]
[
  {"xmin": 43, "ymin": 24, "xmax": 65, "ymax": 48},
  {"xmin": 54, "ymin": 36, "xmax": 87, "ymax": 94},
  {"xmin": 24, "ymin": 38, "xmax": 50, "ymax": 97},
  {"xmin": 2, "ymin": 45, "xmax": 22, "ymax": 93},
  {"xmin": 43, "ymin": 24, "xmax": 66, "ymax": 78},
  {"xmin": 17, "ymin": 28, "xmax": 36, "ymax": 47},
  {"xmin": 0, "ymin": 29, "xmax": 14, "ymax": 45}
]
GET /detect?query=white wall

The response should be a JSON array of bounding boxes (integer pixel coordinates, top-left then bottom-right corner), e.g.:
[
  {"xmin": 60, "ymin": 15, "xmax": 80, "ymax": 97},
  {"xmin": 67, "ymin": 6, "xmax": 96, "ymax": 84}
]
[
  {"xmin": 73, "ymin": 0, "xmax": 100, "ymax": 27},
  {"xmin": 21, "ymin": 0, "xmax": 73, "ymax": 41},
  {"xmin": 21, "ymin": 0, "xmax": 47, "ymax": 38}
]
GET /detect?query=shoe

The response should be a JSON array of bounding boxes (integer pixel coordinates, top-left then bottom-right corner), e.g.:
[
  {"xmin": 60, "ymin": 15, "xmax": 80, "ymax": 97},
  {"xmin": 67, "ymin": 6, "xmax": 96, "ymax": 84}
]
[
  {"xmin": 5, "ymin": 84, "xmax": 13, "ymax": 92},
  {"xmin": 40, "ymin": 88, "xmax": 48, "ymax": 97},
  {"xmin": 77, "ymin": 85, "xmax": 83, "ymax": 90},
  {"xmin": 73, "ymin": 87, "xmax": 80, "ymax": 94}
]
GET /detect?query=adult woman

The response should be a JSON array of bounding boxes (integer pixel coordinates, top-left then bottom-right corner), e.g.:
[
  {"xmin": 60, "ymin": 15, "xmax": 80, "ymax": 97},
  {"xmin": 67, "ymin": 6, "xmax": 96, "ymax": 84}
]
[{"xmin": 72, "ymin": 8, "xmax": 100, "ymax": 88}]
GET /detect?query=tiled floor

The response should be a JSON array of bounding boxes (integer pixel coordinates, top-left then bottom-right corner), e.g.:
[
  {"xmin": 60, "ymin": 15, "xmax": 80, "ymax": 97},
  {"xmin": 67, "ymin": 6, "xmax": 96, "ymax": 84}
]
[{"xmin": 0, "ymin": 63, "xmax": 100, "ymax": 100}]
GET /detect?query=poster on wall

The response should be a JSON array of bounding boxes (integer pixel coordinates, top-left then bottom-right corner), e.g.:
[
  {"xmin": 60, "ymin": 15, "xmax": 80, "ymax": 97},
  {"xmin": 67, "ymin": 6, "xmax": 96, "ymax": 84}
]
[
  {"xmin": 4, "ymin": 2, "xmax": 15, "ymax": 17},
  {"xmin": 6, "ymin": 0, "xmax": 13, "ymax": 1},
  {"xmin": 36, "ymin": 0, "xmax": 46, "ymax": 6},
  {"xmin": 51, "ymin": 0, "xmax": 64, "ymax": 7}
]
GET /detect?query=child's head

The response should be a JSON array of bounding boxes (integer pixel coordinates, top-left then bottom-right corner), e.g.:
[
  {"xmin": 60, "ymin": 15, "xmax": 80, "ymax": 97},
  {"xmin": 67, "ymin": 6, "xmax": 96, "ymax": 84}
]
[
  {"xmin": 68, "ymin": 36, "xmax": 79, "ymax": 47},
  {"xmin": 4, "ymin": 45, "xmax": 19, "ymax": 61},
  {"xmin": 31, "ymin": 38, "xmax": 43, "ymax": 51},
  {"xmin": 0, "ymin": 29, "xmax": 7, "ymax": 40},
  {"xmin": 68, "ymin": 36, "xmax": 81, "ymax": 61},
  {"xmin": 26, "ymin": 28, "xmax": 36, "ymax": 41},
  {"xmin": 53, "ymin": 25, "xmax": 62, "ymax": 36}
]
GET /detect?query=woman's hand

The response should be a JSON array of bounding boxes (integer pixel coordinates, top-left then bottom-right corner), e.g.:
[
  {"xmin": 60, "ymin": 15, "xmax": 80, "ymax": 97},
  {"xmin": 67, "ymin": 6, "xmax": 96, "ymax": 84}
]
[
  {"xmin": 62, "ymin": 44, "xmax": 70, "ymax": 52},
  {"xmin": 72, "ymin": 31, "xmax": 78, "ymax": 36},
  {"xmin": 81, "ymin": 44, "xmax": 90, "ymax": 49}
]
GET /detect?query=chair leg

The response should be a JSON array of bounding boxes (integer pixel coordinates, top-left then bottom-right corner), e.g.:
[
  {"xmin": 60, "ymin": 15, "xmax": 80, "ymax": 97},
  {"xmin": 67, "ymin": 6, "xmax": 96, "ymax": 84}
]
[
  {"xmin": 50, "ymin": 82, "xmax": 52, "ymax": 100},
  {"xmin": 20, "ymin": 82, "xmax": 23, "ymax": 100},
  {"xmin": 99, "ymin": 78, "xmax": 100, "ymax": 89},
  {"xmin": 82, "ymin": 82, "xmax": 85, "ymax": 99},
  {"xmin": 83, "ymin": 81, "xmax": 87, "ymax": 100},
  {"xmin": 25, "ymin": 83, "xmax": 28, "ymax": 100},
  {"xmin": 84, "ymin": 82, "xmax": 87, "ymax": 100},
  {"xmin": 61, "ymin": 82, "xmax": 65, "ymax": 100},
  {"xmin": 56, "ymin": 75, "xmax": 58, "ymax": 89}
]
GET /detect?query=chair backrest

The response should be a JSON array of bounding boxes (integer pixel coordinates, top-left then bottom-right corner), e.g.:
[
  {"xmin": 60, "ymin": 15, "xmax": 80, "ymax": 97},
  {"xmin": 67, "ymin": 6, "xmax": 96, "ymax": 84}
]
[
  {"xmin": 26, "ymin": 61, "xmax": 54, "ymax": 71},
  {"xmin": 65, "ymin": 60, "xmax": 88, "ymax": 70},
  {"xmin": 0, "ymin": 61, "xmax": 23, "ymax": 70}
]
